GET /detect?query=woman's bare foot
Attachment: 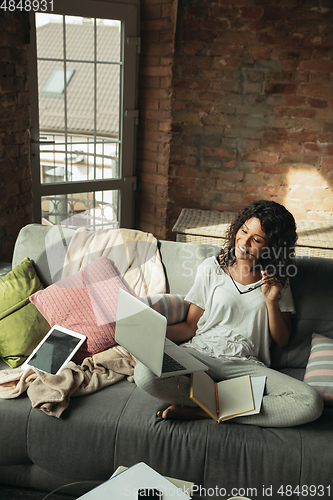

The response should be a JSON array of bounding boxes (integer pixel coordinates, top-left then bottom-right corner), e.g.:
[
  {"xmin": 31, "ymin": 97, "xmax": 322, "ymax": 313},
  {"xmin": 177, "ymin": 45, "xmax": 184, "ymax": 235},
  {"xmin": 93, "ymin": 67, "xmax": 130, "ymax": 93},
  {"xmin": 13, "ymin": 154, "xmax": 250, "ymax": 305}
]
[{"xmin": 157, "ymin": 404, "xmax": 209, "ymax": 420}]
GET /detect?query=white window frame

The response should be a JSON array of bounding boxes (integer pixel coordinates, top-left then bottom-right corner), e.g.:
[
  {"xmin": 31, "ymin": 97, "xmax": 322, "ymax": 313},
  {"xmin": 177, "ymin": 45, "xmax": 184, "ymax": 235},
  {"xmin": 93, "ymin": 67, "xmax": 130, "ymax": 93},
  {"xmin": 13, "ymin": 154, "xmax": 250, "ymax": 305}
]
[{"xmin": 28, "ymin": 0, "xmax": 140, "ymax": 228}]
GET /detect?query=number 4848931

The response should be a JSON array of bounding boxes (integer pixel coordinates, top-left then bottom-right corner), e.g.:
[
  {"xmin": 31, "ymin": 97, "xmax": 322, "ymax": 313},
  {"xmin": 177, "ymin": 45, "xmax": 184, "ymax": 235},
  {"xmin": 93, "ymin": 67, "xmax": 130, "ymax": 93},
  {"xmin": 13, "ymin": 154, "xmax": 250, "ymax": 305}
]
[
  {"xmin": 0, "ymin": 0, "xmax": 53, "ymax": 11},
  {"xmin": 277, "ymin": 485, "xmax": 330, "ymax": 496}
]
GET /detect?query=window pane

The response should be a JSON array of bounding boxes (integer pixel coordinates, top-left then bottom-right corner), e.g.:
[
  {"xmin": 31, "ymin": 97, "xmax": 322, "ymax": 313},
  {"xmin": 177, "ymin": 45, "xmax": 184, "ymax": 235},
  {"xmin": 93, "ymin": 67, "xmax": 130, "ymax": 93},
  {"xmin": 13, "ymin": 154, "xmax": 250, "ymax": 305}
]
[
  {"xmin": 95, "ymin": 140, "xmax": 120, "ymax": 180},
  {"xmin": 66, "ymin": 139, "xmax": 93, "ymax": 183},
  {"xmin": 38, "ymin": 60, "xmax": 65, "ymax": 153},
  {"xmin": 97, "ymin": 63, "xmax": 120, "ymax": 139},
  {"xmin": 66, "ymin": 61, "xmax": 94, "ymax": 135},
  {"xmin": 36, "ymin": 14, "xmax": 63, "ymax": 59},
  {"xmin": 65, "ymin": 16, "xmax": 95, "ymax": 62},
  {"xmin": 96, "ymin": 19, "xmax": 121, "ymax": 63},
  {"xmin": 41, "ymin": 190, "xmax": 120, "ymax": 229},
  {"xmin": 40, "ymin": 134, "xmax": 66, "ymax": 184}
]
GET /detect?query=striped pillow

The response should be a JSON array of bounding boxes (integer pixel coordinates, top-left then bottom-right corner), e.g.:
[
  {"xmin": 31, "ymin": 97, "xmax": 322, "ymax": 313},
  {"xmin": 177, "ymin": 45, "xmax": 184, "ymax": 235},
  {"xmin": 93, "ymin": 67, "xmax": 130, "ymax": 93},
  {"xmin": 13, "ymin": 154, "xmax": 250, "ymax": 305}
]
[
  {"xmin": 304, "ymin": 333, "xmax": 333, "ymax": 406},
  {"xmin": 138, "ymin": 294, "xmax": 190, "ymax": 325}
]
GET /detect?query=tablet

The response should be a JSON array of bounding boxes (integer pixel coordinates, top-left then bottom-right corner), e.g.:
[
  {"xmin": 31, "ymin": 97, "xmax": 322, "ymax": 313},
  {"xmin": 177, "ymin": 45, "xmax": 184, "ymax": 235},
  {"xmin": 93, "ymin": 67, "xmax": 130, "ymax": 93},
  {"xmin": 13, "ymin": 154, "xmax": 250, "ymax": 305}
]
[{"xmin": 21, "ymin": 325, "xmax": 86, "ymax": 375}]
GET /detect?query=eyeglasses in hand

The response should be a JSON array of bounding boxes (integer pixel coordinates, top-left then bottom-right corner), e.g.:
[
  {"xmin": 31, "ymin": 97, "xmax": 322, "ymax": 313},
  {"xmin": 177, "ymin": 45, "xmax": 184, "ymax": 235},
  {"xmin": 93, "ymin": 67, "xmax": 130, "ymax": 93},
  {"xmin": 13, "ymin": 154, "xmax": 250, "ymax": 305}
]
[{"xmin": 222, "ymin": 249, "xmax": 264, "ymax": 295}]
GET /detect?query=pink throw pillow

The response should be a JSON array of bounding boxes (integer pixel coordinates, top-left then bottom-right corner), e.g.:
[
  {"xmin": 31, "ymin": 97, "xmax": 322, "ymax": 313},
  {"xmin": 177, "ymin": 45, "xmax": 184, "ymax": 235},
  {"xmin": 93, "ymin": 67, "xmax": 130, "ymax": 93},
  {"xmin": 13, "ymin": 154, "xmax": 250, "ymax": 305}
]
[{"xmin": 29, "ymin": 257, "xmax": 132, "ymax": 363}]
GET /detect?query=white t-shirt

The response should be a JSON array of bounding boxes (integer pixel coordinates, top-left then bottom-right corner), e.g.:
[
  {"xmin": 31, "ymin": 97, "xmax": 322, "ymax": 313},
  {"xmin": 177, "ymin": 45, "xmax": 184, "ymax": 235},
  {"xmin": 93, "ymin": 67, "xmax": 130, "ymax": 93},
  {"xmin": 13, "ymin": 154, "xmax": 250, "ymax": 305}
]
[{"xmin": 182, "ymin": 256, "xmax": 295, "ymax": 367}]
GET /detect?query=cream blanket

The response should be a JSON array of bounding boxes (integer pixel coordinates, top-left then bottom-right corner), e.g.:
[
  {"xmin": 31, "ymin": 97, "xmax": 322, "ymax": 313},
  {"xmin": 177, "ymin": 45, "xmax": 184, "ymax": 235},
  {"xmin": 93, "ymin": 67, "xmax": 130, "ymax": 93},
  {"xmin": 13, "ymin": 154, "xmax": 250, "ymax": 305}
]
[
  {"xmin": 0, "ymin": 346, "xmax": 137, "ymax": 418},
  {"xmin": 62, "ymin": 227, "xmax": 166, "ymax": 297}
]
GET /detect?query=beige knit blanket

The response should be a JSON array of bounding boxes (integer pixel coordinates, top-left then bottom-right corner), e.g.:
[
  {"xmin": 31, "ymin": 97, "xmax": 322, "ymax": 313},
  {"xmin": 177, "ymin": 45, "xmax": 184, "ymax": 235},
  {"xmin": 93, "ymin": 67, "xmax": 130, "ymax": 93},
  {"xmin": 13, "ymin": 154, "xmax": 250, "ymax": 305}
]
[
  {"xmin": 0, "ymin": 346, "xmax": 137, "ymax": 418},
  {"xmin": 61, "ymin": 227, "xmax": 166, "ymax": 297}
]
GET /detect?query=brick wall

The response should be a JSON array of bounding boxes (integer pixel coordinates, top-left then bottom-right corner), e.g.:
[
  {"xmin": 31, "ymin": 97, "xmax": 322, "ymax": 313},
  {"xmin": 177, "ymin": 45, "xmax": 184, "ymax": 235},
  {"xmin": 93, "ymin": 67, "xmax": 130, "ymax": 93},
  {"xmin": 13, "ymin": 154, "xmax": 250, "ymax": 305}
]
[
  {"xmin": 0, "ymin": 12, "xmax": 33, "ymax": 261},
  {"xmin": 136, "ymin": 0, "xmax": 177, "ymax": 240},
  {"xmin": 166, "ymin": 0, "xmax": 333, "ymax": 233}
]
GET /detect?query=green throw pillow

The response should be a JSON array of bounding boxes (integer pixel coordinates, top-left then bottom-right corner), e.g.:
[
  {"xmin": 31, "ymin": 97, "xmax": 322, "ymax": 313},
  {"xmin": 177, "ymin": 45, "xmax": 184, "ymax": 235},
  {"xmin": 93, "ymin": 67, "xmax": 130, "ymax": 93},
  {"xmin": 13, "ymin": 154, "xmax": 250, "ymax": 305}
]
[{"xmin": 0, "ymin": 257, "xmax": 50, "ymax": 368}]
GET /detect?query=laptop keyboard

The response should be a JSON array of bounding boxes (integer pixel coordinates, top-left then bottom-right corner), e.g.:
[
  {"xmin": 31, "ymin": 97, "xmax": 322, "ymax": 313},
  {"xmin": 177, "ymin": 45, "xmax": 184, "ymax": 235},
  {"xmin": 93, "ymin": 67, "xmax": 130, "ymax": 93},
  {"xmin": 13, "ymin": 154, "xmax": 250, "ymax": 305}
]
[{"xmin": 162, "ymin": 352, "xmax": 186, "ymax": 373}]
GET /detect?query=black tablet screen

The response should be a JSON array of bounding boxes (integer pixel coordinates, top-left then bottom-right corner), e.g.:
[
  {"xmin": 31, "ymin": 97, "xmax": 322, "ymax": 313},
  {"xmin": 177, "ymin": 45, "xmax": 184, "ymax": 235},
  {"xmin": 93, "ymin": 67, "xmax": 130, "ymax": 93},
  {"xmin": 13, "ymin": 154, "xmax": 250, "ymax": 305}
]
[{"xmin": 28, "ymin": 329, "xmax": 81, "ymax": 374}]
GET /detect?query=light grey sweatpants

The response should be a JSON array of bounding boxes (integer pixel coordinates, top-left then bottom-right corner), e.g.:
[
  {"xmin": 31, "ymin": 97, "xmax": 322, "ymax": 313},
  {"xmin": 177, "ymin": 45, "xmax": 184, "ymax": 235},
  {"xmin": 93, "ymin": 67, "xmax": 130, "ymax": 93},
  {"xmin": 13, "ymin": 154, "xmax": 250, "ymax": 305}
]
[{"xmin": 134, "ymin": 348, "xmax": 324, "ymax": 427}]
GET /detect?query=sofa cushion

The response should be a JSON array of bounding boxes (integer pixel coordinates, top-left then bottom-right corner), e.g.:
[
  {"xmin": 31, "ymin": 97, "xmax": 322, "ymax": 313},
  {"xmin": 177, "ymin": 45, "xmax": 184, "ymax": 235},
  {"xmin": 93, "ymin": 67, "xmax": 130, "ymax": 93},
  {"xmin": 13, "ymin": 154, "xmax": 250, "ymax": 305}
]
[
  {"xmin": 158, "ymin": 240, "xmax": 219, "ymax": 295},
  {"xmin": 0, "ymin": 257, "xmax": 50, "ymax": 368},
  {"xmin": 138, "ymin": 294, "xmax": 190, "ymax": 325},
  {"xmin": 29, "ymin": 256, "xmax": 132, "ymax": 363},
  {"xmin": 304, "ymin": 333, "xmax": 333, "ymax": 405},
  {"xmin": 270, "ymin": 256, "xmax": 333, "ymax": 370},
  {"xmin": 12, "ymin": 224, "xmax": 75, "ymax": 287}
]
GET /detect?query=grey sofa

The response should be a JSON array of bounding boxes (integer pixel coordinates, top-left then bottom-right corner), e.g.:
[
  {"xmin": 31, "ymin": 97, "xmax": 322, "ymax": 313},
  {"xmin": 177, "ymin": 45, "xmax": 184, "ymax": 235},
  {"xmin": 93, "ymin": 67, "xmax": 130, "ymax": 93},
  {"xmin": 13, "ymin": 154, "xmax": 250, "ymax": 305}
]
[{"xmin": 0, "ymin": 223, "xmax": 333, "ymax": 500}]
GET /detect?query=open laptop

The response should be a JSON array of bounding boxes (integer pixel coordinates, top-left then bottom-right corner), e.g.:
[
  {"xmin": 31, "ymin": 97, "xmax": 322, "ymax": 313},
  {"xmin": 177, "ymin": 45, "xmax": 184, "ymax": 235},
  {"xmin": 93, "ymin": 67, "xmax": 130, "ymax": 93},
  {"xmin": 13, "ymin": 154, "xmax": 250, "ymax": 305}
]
[{"xmin": 115, "ymin": 289, "xmax": 207, "ymax": 378}]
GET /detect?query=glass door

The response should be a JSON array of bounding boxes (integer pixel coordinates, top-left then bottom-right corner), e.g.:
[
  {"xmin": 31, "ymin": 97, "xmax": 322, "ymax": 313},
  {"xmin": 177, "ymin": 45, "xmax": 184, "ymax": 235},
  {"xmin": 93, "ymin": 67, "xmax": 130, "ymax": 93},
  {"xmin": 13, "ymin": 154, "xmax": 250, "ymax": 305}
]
[{"xmin": 29, "ymin": 0, "xmax": 139, "ymax": 229}]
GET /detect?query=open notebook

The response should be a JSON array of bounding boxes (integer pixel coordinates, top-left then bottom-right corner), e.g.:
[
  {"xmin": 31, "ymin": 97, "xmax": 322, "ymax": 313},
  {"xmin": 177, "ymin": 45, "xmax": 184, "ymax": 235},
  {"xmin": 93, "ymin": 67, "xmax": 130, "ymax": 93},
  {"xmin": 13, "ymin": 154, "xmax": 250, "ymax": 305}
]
[{"xmin": 190, "ymin": 371, "xmax": 266, "ymax": 423}]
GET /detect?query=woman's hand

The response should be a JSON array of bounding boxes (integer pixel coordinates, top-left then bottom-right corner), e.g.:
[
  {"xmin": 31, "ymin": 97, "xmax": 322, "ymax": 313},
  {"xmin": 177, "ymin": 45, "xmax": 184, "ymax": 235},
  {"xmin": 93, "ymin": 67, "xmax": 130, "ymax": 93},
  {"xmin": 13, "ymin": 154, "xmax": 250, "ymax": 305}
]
[
  {"xmin": 261, "ymin": 271, "xmax": 292, "ymax": 348},
  {"xmin": 261, "ymin": 270, "xmax": 281, "ymax": 303}
]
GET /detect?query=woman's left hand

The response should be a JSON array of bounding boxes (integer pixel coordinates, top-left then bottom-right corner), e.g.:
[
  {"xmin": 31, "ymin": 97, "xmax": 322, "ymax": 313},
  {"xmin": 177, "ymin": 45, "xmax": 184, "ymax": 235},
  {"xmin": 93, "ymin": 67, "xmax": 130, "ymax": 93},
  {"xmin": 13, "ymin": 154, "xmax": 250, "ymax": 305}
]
[{"xmin": 261, "ymin": 270, "xmax": 281, "ymax": 302}]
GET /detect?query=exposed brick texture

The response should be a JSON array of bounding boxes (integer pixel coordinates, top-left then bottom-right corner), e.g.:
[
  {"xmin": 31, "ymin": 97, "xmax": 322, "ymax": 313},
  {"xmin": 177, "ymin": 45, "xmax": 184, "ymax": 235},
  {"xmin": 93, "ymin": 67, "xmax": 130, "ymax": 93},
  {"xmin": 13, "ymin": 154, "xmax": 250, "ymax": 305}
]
[
  {"xmin": 137, "ymin": 0, "xmax": 333, "ymax": 240},
  {"xmin": 135, "ymin": 0, "xmax": 177, "ymax": 240},
  {"xmin": 168, "ymin": 0, "xmax": 333, "ymax": 231},
  {"xmin": 0, "ymin": 12, "xmax": 33, "ymax": 261}
]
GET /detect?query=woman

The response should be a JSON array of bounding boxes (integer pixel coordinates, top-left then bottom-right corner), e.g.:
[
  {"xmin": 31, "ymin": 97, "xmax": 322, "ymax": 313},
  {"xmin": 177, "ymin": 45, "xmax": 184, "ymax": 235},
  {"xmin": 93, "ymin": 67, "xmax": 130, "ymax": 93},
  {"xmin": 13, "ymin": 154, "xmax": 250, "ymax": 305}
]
[{"xmin": 134, "ymin": 200, "xmax": 323, "ymax": 427}]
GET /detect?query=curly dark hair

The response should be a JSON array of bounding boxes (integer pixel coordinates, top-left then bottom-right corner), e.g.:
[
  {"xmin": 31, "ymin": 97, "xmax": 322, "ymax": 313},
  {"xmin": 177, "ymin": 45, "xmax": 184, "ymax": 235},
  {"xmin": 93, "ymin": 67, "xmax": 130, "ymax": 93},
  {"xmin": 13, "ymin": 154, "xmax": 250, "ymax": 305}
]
[{"xmin": 217, "ymin": 200, "xmax": 298, "ymax": 287}]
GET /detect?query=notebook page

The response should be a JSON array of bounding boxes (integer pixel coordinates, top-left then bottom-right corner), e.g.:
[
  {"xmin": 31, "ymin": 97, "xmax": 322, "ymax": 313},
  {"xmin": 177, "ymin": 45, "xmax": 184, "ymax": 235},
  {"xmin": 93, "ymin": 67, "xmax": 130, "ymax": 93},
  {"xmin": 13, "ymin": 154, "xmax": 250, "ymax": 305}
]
[
  {"xmin": 191, "ymin": 371, "xmax": 217, "ymax": 418},
  {"xmin": 217, "ymin": 375, "xmax": 254, "ymax": 420}
]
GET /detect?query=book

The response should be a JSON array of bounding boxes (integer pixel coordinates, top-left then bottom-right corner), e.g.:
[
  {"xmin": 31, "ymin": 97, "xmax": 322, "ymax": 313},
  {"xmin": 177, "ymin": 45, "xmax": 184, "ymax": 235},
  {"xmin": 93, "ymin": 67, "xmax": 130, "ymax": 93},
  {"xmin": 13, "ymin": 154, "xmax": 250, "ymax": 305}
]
[{"xmin": 190, "ymin": 371, "xmax": 266, "ymax": 423}]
